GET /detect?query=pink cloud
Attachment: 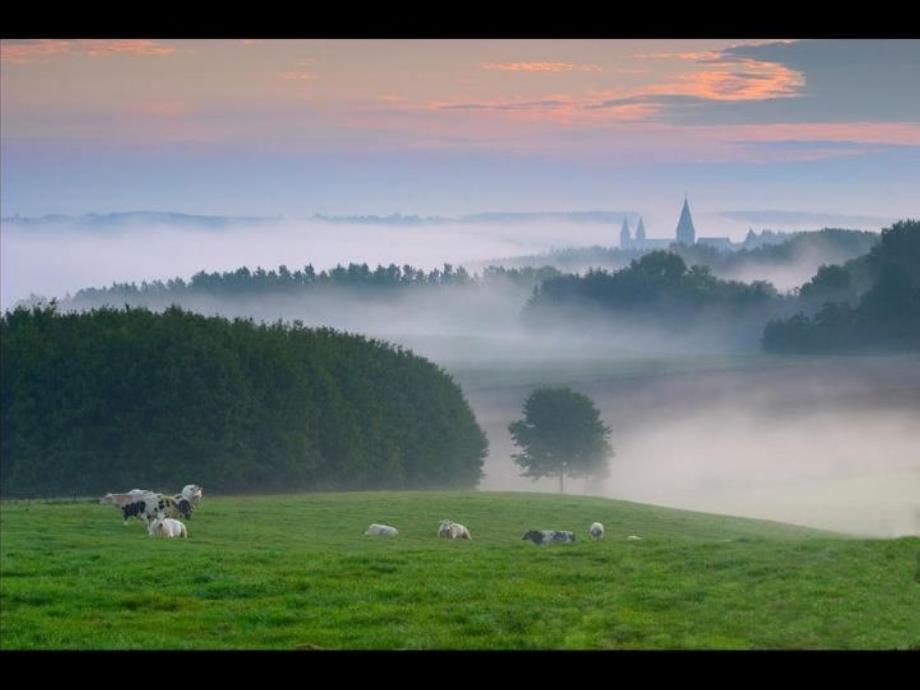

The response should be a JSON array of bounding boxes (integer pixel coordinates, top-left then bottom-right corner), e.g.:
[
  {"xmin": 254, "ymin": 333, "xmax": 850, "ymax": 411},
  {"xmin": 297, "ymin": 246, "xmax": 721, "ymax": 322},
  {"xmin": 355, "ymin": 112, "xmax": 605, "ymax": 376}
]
[
  {"xmin": 483, "ymin": 62, "xmax": 601, "ymax": 73},
  {"xmin": 279, "ymin": 70, "xmax": 318, "ymax": 81},
  {"xmin": 0, "ymin": 39, "xmax": 175, "ymax": 64},
  {"xmin": 0, "ymin": 40, "xmax": 73, "ymax": 63}
]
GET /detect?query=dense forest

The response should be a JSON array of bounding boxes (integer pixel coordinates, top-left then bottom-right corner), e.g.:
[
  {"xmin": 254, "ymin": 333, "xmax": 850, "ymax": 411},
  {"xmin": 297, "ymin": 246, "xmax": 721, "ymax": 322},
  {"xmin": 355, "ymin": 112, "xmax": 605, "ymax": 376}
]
[
  {"xmin": 762, "ymin": 220, "xmax": 920, "ymax": 353},
  {"xmin": 0, "ymin": 306, "xmax": 488, "ymax": 496}
]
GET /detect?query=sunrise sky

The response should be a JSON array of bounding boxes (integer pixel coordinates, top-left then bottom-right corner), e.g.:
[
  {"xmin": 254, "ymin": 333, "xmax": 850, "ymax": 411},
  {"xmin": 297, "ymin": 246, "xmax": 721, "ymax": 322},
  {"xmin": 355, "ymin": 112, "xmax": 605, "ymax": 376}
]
[{"xmin": 2, "ymin": 39, "xmax": 918, "ymax": 231}]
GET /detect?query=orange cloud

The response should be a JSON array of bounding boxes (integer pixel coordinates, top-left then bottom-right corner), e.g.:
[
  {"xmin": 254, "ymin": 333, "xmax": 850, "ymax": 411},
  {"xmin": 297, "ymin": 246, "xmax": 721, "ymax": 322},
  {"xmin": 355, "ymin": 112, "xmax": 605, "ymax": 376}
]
[
  {"xmin": 79, "ymin": 40, "xmax": 175, "ymax": 57},
  {"xmin": 0, "ymin": 40, "xmax": 72, "ymax": 63},
  {"xmin": 658, "ymin": 58, "xmax": 805, "ymax": 101},
  {"xmin": 632, "ymin": 50, "xmax": 723, "ymax": 61},
  {"xmin": 483, "ymin": 62, "xmax": 600, "ymax": 73},
  {"xmin": 279, "ymin": 71, "xmax": 318, "ymax": 81},
  {"xmin": 0, "ymin": 39, "xmax": 175, "ymax": 63}
]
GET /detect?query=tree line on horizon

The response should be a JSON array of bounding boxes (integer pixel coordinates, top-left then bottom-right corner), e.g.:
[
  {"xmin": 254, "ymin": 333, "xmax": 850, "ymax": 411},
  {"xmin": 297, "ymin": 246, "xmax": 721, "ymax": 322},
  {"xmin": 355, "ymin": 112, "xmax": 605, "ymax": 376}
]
[{"xmin": 38, "ymin": 263, "xmax": 563, "ymax": 311}]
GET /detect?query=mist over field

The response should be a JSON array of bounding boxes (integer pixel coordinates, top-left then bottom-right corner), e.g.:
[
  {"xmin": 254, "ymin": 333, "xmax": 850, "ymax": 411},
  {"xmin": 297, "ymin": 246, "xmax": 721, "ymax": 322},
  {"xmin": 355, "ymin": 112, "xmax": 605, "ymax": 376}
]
[
  {"xmin": 451, "ymin": 355, "xmax": 920, "ymax": 538},
  {"xmin": 2, "ymin": 215, "xmax": 917, "ymax": 539}
]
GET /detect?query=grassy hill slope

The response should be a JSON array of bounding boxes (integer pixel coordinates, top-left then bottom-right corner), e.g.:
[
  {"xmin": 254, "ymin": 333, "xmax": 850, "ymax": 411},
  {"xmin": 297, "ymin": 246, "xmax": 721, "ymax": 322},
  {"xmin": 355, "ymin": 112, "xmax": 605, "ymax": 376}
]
[{"xmin": 1, "ymin": 491, "xmax": 917, "ymax": 649}]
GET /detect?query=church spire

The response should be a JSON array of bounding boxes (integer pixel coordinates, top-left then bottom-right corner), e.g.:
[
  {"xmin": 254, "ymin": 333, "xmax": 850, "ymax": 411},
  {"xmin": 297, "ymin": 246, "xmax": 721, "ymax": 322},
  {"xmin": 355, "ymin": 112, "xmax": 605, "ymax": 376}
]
[
  {"xmin": 675, "ymin": 197, "xmax": 696, "ymax": 245},
  {"xmin": 620, "ymin": 216, "xmax": 631, "ymax": 248},
  {"xmin": 636, "ymin": 216, "xmax": 646, "ymax": 241}
]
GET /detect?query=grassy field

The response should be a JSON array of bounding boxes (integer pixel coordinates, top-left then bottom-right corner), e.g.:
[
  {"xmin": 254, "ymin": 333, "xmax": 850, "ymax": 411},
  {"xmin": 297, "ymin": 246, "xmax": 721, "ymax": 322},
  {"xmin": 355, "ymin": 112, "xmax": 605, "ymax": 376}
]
[{"xmin": 1, "ymin": 491, "xmax": 918, "ymax": 649}]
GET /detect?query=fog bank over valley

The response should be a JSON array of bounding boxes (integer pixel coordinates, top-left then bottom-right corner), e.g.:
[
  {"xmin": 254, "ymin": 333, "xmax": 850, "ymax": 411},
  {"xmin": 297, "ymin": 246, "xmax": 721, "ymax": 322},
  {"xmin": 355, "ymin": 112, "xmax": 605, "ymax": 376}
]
[
  {"xmin": 452, "ymin": 355, "xmax": 920, "ymax": 538},
  {"xmin": 2, "ymin": 214, "xmax": 915, "ymax": 539}
]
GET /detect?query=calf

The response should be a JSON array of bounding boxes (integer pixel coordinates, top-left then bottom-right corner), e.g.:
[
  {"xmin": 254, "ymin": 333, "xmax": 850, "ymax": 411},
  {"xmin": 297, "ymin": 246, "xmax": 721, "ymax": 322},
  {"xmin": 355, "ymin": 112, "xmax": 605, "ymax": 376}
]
[
  {"xmin": 364, "ymin": 523, "xmax": 399, "ymax": 537},
  {"xmin": 148, "ymin": 517, "xmax": 188, "ymax": 539},
  {"xmin": 522, "ymin": 530, "xmax": 576, "ymax": 545}
]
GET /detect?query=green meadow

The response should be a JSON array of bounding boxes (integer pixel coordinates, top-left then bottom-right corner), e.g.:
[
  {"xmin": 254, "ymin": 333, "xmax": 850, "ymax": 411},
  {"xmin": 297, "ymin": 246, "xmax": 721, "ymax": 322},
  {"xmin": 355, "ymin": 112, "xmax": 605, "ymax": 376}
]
[{"xmin": 1, "ymin": 491, "xmax": 917, "ymax": 649}]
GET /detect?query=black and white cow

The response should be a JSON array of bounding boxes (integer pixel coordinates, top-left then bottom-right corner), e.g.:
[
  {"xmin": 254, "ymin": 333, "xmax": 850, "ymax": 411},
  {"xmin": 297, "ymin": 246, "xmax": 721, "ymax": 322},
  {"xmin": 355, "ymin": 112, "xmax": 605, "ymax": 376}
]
[
  {"xmin": 521, "ymin": 530, "xmax": 576, "ymax": 545},
  {"xmin": 101, "ymin": 491, "xmax": 190, "ymax": 525}
]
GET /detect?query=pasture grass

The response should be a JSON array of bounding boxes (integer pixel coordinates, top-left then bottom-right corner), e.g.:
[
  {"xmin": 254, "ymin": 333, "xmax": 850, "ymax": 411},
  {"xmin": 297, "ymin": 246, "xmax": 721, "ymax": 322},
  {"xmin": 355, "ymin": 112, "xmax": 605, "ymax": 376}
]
[{"xmin": 1, "ymin": 491, "xmax": 918, "ymax": 649}]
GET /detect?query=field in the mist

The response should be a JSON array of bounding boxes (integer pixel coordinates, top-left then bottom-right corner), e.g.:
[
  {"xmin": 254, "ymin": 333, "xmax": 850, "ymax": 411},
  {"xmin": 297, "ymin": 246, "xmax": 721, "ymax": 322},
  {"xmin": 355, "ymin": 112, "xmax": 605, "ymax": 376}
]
[
  {"xmin": 2, "ymin": 491, "xmax": 918, "ymax": 650},
  {"xmin": 447, "ymin": 352, "xmax": 920, "ymax": 538}
]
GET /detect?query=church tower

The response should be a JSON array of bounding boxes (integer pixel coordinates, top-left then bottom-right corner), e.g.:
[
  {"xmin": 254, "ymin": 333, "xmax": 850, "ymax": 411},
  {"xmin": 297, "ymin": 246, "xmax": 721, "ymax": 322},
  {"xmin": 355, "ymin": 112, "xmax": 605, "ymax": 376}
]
[
  {"xmin": 620, "ymin": 216, "xmax": 631, "ymax": 248},
  {"xmin": 636, "ymin": 216, "xmax": 646, "ymax": 242},
  {"xmin": 675, "ymin": 196, "xmax": 696, "ymax": 245}
]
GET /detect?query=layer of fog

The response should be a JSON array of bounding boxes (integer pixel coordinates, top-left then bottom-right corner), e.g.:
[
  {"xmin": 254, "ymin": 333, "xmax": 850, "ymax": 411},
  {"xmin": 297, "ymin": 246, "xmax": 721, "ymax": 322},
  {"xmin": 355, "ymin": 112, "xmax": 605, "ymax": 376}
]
[
  {"xmin": 1, "ymin": 215, "xmax": 866, "ymax": 312},
  {"xmin": 0, "ymin": 218, "xmax": 622, "ymax": 311},
  {"xmin": 454, "ymin": 355, "xmax": 920, "ymax": 538}
]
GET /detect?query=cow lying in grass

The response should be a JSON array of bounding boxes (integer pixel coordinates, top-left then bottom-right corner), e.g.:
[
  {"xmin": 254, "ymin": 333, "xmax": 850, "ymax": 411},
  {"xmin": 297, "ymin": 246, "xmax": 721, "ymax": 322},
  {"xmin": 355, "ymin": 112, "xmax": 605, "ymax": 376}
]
[
  {"xmin": 148, "ymin": 517, "xmax": 188, "ymax": 539},
  {"xmin": 364, "ymin": 523, "xmax": 398, "ymax": 536},
  {"xmin": 438, "ymin": 519, "xmax": 472, "ymax": 540},
  {"xmin": 522, "ymin": 530, "xmax": 576, "ymax": 545}
]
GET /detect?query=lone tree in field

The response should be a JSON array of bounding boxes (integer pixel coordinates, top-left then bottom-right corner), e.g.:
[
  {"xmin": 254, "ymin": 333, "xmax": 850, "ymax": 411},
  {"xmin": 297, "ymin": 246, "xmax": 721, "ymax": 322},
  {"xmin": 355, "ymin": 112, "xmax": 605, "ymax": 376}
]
[{"xmin": 508, "ymin": 387, "xmax": 613, "ymax": 493}]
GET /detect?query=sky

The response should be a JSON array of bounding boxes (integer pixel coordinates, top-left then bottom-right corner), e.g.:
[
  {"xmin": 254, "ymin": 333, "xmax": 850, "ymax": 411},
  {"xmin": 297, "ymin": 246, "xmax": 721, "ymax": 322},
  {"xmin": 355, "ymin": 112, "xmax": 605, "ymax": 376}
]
[{"xmin": 1, "ymin": 39, "xmax": 919, "ymax": 235}]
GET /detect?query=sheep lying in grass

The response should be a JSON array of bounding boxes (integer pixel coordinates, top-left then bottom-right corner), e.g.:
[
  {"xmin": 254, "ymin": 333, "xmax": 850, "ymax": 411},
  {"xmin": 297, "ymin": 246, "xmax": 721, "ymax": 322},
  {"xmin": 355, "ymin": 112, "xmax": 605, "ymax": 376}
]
[
  {"xmin": 148, "ymin": 517, "xmax": 188, "ymax": 539},
  {"xmin": 438, "ymin": 519, "xmax": 472, "ymax": 540},
  {"xmin": 364, "ymin": 523, "xmax": 398, "ymax": 537}
]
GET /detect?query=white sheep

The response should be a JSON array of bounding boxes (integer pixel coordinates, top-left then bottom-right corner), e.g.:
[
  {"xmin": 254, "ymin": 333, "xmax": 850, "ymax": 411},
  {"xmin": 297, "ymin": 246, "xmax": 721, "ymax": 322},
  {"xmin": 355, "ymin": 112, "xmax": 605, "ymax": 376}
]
[
  {"xmin": 365, "ymin": 523, "xmax": 398, "ymax": 537},
  {"xmin": 589, "ymin": 522, "xmax": 605, "ymax": 540},
  {"xmin": 438, "ymin": 519, "xmax": 472, "ymax": 540}
]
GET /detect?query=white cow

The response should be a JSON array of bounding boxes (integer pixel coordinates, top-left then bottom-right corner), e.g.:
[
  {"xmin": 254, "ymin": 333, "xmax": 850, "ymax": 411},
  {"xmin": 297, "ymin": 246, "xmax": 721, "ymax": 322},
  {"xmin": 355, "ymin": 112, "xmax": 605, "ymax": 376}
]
[
  {"xmin": 589, "ymin": 522, "xmax": 605, "ymax": 540},
  {"xmin": 365, "ymin": 523, "xmax": 399, "ymax": 537},
  {"xmin": 438, "ymin": 519, "xmax": 472, "ymax": 540},
  {"xmin": 148, "ymin": 517, "xmax": 188, "ymax": 538}
]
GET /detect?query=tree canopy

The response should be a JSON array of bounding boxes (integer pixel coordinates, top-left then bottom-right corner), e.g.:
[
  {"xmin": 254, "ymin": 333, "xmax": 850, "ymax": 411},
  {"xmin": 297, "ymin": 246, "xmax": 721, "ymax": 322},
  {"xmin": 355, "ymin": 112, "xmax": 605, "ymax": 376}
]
[
  {"xmin": 0, "ymin": 305, "xmax": 488, "ymax": 496},
  {"xmin": 508, "ymin": 387, "xmax": 612, "ymax": 493}
]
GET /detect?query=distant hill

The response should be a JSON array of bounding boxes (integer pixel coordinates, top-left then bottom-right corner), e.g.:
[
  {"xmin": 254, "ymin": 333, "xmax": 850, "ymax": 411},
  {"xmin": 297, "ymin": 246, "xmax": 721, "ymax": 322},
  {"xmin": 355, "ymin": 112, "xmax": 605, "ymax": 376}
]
[
  {"xmin": 1, "ymin": 211, "xmax": 279, "ymax": 229},
  {"xmin": 763, "ymin": 220, "xmax": 920, "ymax": 353}
]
